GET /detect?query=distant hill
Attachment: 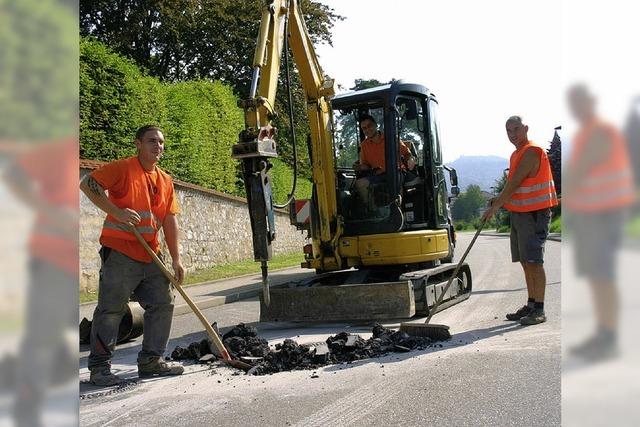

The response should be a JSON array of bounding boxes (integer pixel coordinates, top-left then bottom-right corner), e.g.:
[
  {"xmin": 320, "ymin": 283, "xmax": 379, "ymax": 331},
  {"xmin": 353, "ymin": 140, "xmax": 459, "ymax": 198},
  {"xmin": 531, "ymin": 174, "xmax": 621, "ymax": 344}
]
[{"xmin": 445, "ymin": 155, "xmax": 508, "ymax": 192}]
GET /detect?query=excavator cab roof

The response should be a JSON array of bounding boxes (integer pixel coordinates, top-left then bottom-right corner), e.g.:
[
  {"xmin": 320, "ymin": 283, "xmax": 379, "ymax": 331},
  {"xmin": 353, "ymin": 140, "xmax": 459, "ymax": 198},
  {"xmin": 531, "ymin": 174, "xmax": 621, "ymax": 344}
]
[{"xmin": 331, "ymin": 81, "xmax": 433, "ymax": 109}]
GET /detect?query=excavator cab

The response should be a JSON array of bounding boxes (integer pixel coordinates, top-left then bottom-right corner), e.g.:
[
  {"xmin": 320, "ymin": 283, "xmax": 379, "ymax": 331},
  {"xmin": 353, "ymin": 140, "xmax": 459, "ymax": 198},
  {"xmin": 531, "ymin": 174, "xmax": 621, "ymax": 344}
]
[
  {"xmin": 328, "ymin": 81, "xmax": 459, "ymax": 265},
  {"xmin": 332, "ymin": 82, "xmax": 453, "ymax": 237}
]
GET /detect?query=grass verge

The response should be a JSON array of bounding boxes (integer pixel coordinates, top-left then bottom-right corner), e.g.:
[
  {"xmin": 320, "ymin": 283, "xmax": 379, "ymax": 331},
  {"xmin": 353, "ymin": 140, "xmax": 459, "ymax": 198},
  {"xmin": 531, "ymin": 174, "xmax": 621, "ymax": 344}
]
[{"xmin": 79, "ymin": 251, "xmax": 305, "ymax": 304}]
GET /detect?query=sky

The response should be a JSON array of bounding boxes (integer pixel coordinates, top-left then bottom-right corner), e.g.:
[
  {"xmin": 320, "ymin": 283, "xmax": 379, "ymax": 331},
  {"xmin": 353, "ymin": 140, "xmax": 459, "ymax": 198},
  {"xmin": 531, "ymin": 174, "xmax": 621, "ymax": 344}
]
[{"xmin": 315, "ymin": 0, "xmax": 640, "ymax": 163}]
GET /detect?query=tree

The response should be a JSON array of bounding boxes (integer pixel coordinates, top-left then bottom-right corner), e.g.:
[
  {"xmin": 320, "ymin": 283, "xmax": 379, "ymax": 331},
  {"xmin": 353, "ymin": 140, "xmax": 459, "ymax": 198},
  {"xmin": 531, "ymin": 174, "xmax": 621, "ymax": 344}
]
[
  {"xmin": 451, "ymin": 184, "xmax": 484, "ymax": 222},
  {"xmin": 80, "ymin": 1, "xmax": 344, "ymax": 177},
  {"xmin": 548, "ymin": 126, "xmax": 561, "ymax": 195},
  {"xmin": 0, "ymin": 0, "xmax": 78, "ymax": 142},
  {"xmin": 491, "ymin": 173, "xmax": 510, "ymax": 230}
]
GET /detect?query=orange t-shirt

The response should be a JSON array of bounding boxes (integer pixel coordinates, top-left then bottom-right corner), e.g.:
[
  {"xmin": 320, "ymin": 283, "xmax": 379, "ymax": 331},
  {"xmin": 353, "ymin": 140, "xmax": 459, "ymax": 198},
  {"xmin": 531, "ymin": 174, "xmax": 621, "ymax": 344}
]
[
  {"xmin": 360, "ymin": 133, "xmax": 411, "ymax": 173},
  {"xmin": 91, "ymin": 157, "xmax": 179, "ymax": 262}
]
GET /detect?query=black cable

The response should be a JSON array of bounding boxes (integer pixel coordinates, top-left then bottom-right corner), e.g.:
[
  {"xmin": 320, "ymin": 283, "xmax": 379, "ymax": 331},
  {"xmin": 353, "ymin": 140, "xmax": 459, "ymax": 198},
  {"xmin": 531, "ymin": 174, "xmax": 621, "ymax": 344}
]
[{"xmin": 273, "ymin": 16, "xmax": 298, "ymax": 209}]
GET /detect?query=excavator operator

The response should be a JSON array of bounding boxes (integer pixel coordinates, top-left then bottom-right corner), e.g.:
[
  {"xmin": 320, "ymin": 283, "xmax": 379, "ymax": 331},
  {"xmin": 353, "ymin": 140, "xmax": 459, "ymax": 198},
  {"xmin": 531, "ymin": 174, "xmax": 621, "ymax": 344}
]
[{"xmin": 352, "ymin": 114, "xmax": 416, "ymax": 208}]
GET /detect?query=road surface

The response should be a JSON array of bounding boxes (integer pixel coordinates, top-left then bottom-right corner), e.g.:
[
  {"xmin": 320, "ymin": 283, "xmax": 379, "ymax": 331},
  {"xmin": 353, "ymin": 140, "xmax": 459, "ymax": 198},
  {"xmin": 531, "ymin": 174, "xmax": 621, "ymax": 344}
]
[{"xmin": 79, "ymin": 232, "xmax": 561, "ymax": 426}]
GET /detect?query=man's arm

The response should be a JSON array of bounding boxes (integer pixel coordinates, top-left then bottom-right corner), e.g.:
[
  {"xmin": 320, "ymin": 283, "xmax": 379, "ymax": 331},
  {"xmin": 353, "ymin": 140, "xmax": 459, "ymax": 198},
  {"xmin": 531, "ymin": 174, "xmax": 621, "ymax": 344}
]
[
  {"xmin": 482, "ymin": 148, "xmax": 540, "ymax": 220},
  {"xmin": 162, "ymin": 213, "xmax": 184, "ymax": 284},
  {"xmin": 400, "ymin": 141, "xmax": 417, "ymax": 170},
  {"xmin": 79, "ymin": 174, "xmax": 141, "ymax": 226}
]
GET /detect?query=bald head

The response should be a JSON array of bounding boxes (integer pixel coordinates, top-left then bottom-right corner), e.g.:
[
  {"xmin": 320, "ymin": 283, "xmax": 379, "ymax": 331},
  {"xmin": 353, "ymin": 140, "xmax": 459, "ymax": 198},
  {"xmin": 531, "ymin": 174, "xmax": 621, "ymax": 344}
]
[
  {"xmin": 505, "ymin": 115, "xmax": 529, "ymax": 147},
  {"xmin": 567, "ymin": 84, "xmax": 596, "ymax": 123}
]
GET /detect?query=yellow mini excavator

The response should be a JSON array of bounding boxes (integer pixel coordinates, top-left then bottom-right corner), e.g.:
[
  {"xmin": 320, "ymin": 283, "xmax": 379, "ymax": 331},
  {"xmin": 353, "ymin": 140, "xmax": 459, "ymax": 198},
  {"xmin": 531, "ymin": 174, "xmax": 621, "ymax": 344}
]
[{"xmin": 232, "ymin": 0, "xmax": 471, "ymax": 322}]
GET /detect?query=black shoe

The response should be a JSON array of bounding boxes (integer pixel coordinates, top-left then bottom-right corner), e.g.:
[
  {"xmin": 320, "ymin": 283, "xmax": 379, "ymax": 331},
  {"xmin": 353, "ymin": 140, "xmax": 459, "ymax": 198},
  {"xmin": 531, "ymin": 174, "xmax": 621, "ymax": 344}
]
[
  {"xmin": 506, "ymin": 305, "xmax": 532, "ymax": 321},
  {"xmin": 520, "ymin": 309, "xmax": 547, "ymax": 325}
]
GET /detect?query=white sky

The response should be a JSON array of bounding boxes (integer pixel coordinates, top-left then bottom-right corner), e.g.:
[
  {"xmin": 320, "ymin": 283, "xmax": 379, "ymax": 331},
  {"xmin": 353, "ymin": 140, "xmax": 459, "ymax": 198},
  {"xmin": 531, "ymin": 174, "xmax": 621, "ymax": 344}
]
[{"xmin": 315, "ymin": 0, "xmax": 640, "ymax": 163}]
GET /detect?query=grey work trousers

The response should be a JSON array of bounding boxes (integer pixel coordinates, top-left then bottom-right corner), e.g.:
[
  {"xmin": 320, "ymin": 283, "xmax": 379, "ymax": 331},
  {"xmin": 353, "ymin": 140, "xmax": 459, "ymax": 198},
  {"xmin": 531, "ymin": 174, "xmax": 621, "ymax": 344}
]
[{"xmin": 88, "ymin": 247, "xmax": 174, "ymax": 370}]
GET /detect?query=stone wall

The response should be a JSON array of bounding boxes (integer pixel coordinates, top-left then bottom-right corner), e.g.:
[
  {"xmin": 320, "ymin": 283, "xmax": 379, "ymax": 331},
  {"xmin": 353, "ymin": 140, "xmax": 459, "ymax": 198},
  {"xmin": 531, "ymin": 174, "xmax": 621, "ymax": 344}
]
[{"xmin": 79, "ymin": 165, "xmax": 307, "ymax": 293}]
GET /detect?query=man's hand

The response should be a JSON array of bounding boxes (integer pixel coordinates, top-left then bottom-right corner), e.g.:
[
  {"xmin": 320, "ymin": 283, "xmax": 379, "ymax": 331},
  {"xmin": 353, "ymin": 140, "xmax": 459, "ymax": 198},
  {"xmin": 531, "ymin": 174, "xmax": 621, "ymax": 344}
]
[
  {"xmin": 114, "ymin": 208, "xmax": 141, "ymax": 226},
  {"xmin": 353, "ymin": 161, "xmax": 369, "ymax": 173},
  {"xmin": 172, "ymin": 259, "xmax": 185, "ymax": 284},
  {"xmin": 481, "ymin": 198, "xmax": 501, "ymax": 222},
  {"xmin": 406, "ymin": 157, "xmax": 416, "ymax": 170}
]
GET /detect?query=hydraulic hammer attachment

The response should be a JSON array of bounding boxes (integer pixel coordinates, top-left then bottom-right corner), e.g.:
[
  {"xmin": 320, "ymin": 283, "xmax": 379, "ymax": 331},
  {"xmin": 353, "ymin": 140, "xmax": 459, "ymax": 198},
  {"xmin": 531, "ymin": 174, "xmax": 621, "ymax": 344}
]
[{"xmin": 232, "ymin": 126, "xmax": 278, "ymax": 305}]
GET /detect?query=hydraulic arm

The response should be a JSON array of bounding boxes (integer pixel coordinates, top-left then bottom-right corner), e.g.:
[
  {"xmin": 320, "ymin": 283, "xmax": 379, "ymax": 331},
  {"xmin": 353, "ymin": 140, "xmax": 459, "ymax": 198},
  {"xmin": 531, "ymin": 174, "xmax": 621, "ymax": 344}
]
[{"xmin": 232, "ymin": 0, "xmax": 339, "ymax": 303}]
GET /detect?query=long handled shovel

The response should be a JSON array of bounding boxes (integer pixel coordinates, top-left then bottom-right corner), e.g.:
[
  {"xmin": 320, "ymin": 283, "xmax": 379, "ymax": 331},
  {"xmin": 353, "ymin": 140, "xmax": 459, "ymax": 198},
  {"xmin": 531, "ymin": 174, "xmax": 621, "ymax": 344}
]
[
  {"xmin": 399, "ymin": 217, "xmax": 487, "ymax": 339},
  {"xmin": 130, "ymin": 226, "xmax": 252, "ymax": 371}
]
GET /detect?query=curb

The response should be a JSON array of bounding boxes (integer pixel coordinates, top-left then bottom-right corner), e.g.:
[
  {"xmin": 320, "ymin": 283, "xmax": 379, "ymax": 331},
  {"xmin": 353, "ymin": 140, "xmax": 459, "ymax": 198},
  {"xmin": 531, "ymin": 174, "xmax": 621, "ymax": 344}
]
[{"xmin": 79, "ymin": 265, "xmax": 302, "ymax": 308}]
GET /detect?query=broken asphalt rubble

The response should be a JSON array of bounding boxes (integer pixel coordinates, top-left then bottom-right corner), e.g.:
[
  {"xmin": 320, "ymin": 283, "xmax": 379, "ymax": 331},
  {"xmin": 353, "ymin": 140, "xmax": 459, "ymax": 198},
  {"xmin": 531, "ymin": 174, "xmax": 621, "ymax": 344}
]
[{"xmin": 171, "ymin": 323, "xmax": 443, "ymax": 375}]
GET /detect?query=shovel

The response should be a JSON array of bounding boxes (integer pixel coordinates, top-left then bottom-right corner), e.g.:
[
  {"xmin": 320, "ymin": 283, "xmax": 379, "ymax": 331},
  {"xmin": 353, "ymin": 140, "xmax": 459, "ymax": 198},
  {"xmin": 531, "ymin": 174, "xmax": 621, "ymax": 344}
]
[
  {"xmin": 130, "ymin": 226, "xmax": 252, "ymax": 371},
  {"xmin": 400, "ymin": 217, "xmax": 487, "ymax": 339}
]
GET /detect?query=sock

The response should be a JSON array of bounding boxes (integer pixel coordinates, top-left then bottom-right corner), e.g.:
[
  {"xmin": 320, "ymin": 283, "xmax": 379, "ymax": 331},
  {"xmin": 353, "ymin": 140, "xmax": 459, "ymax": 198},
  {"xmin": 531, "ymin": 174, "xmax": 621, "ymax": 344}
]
[
  {"xmin": 534, "ymin": 302, "xmax": 544, "ymax": 312},
  {"xmin": 527, "ymin": 298, "xmax": 535, "ymax": 308}
]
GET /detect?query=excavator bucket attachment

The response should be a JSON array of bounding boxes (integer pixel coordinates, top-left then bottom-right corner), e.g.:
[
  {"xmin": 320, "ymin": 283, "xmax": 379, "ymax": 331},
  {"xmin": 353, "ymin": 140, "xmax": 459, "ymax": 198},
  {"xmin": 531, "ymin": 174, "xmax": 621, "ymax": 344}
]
[{"xmin": 260, "ymin": 281, "xmax": 415, "ymax": 322}]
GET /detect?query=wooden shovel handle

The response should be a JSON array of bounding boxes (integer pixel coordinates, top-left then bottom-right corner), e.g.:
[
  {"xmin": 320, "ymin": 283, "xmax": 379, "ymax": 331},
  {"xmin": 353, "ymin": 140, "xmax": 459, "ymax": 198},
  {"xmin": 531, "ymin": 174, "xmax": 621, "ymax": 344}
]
[
  {"xmin": 425, "ymin": 217, "xmax": 486, "ymax": 324},
  {"xmin": 129, "ymin": 226, "xmax": 231, "ymax": 361}
]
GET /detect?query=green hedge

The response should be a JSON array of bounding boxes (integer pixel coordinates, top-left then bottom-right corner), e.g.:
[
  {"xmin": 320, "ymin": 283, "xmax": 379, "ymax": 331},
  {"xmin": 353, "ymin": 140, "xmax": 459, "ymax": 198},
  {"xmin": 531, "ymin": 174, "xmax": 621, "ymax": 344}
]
[{"xmin": 80, "ymin": 38, "xmax": 311, "ymax": 199}]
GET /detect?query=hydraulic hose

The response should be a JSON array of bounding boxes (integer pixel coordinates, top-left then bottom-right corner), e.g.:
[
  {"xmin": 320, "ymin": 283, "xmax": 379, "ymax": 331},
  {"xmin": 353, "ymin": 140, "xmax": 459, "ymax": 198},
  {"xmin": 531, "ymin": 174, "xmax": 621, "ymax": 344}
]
[{"xmin": 274, "ymin": 17, "xmax": 298, "ymax": 209}]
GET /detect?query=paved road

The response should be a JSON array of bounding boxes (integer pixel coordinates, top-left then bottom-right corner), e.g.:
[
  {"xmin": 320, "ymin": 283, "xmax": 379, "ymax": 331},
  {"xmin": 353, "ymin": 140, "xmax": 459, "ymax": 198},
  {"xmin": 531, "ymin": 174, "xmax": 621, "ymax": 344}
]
[{"xmin": 79, "ymin": 232, "xmax": 561, "ymax": 426}]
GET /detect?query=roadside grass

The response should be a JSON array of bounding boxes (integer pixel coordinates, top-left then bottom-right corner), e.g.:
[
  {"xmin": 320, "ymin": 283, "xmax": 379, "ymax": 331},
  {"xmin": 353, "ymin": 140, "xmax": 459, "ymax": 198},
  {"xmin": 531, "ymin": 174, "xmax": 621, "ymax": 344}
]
[
  {"xmin": 550, "ymin": 215, "xmax": 562, "ymax": 233},
  {"xmin": 79, "ymin": 251, "xmax": 305, "ymax": 304},
  {"xmin": 626, "ymin": 215, "xmax": 640, "ymax": 238}
]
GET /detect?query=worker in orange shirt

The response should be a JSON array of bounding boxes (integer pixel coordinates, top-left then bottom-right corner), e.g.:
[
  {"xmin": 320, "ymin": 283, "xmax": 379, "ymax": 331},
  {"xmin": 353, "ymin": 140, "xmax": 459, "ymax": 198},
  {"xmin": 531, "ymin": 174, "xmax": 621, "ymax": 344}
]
[
  {"xmin": 353, "ymin": 114, "xmax": 416, "ymax": 206},
  {"xmin": 80, "ymin": 125, "xmax": 185, "ymax": 386},
  {"xmin": 482, "ymin": 115, "xmax": 558, "ymax": 325}
]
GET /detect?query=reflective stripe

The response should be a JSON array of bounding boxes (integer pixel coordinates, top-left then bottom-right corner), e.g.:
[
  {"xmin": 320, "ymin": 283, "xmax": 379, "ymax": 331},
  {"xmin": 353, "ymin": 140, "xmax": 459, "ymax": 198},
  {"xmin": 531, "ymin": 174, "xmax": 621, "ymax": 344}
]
[
  {"xmin": 103, "ymin": 221, "xmax": 156, "ymax": 234},
  {"xmin": 582, "ymin": 169, "xmax": 633, "ymax": 188},
  {"xmin": 139, "ymin": 211, "xmax": 154, "ymax": 219},
  {"xmin": 508, "ymin": 192, "xmax": 557, "ymax": 207},
  {"xmin": 572, "ymin": 186, "xmax": 635, "ymax": 205},
  {"xmin": 514, "ymin": 180, "xmax": 554, "ymax": 194}
]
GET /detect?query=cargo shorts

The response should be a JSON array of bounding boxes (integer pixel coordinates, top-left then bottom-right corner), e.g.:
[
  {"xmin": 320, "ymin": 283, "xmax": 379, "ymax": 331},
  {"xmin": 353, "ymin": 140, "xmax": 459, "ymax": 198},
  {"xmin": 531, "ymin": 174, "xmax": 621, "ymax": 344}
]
[{"xmin": 510, "ymin": 208, "xmax": 552, "ymax": 264}]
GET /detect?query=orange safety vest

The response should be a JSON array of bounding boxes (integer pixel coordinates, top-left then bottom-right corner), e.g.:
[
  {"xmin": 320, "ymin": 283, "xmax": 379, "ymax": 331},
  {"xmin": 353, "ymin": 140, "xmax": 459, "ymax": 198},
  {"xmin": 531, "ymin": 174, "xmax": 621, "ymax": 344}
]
[
  {"xmin": 17, "ymin": 139, "xmax": 79, "ymax": 276},
  {"xmin": 504, "ymin": 142, "xmax": 558, "ymax": 212},
  {"xmin": 565, "ymin": 119, "xmax": 636, "ymax": 212},
  {"xmin": 99, "ymin": 157, "xmax": 174, "ymax": 252}
]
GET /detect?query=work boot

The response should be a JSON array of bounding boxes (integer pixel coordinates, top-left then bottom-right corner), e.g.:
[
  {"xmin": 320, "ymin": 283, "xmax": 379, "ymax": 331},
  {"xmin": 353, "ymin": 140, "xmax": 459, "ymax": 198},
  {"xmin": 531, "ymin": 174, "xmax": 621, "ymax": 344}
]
[
  {"xmin": 506, "ymin": 305, "xmax": 532, "ymax": 321},
  {"xmin": 520, "ymin": 309, "xmax": 546, "ymax": 325},
  {"xmin": 89, "ymin": 367, "xmax": 122, "ymax": 386},
  {"xmin": 138, "ymin": 357, "xmax": 184, "ymax": 378},
  {"xmin": 570, "ymin": 332, "xmax": 619, "ymax": 362}
]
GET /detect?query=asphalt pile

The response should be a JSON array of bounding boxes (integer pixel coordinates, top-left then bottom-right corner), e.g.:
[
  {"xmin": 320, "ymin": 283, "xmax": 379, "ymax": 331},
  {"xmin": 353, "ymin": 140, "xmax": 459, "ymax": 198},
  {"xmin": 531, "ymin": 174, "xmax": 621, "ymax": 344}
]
[{"xmin": 171, "ymin": 323, "xmax": 440, "ymax": 375}]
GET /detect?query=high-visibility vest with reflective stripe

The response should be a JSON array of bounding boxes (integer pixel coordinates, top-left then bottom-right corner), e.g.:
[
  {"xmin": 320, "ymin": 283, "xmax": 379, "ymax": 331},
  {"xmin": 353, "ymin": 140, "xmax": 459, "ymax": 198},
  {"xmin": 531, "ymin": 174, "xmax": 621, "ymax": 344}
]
[
  {"xmin": 504, "ymin": 142, "xmax": 558, "ymax": 212},
  {"xmin": 98, "ymin": 157, "xmax": 173, "ymax": 248},
  {"xmin": 565, "ymin": 120, "xmax": 636, "ymax": 212}
]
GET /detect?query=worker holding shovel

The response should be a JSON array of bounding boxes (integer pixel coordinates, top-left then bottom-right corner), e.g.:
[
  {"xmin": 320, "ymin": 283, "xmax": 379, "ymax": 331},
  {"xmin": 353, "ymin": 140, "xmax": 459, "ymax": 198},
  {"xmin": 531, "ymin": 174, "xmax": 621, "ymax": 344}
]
[
  {"xmin": 482, "ymin": 116, "xmax": 558, "ymax": 325},
  {"xmin": 80, "ymin": 125, "xmax": 185, "ymax": 386}
]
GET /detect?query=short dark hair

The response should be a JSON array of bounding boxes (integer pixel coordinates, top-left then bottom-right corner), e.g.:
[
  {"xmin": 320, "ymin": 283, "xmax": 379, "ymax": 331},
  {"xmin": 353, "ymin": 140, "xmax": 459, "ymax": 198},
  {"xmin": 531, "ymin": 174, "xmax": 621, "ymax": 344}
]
[
  {"xmin": 358, "ymin": 114, "xmax": 376, "ymax": 125},
  {"xmin": 135, "ymin": 125, "xmax": 162, "ymax": 141}
]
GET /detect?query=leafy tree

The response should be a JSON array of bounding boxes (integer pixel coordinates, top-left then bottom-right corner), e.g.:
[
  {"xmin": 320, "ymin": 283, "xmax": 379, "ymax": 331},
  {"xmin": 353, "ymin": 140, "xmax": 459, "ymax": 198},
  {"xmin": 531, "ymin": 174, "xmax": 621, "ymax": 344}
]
[
  {"xmin": 0, "ymin": 0, "xmax": 78, "ymax": 141},
  {"xmin": 451, "ymin": 184, "xmax": 484, "ymax": 222},
  {"xmin": 491, "ymin": 173, "xmax": 510, "ymax": 230},
  {"xmin": 79, "ymin": 0, "xmax": 344, "ymax": 178},
  {"xmin": 548, "ymin": 126, "xmax": 561, "ymax": 195}
]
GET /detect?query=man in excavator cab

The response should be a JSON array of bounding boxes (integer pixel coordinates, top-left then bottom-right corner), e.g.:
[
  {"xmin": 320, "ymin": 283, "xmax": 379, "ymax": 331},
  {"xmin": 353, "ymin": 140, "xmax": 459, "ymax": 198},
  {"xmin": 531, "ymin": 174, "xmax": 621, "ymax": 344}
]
[{"xmin": 352, "ymin": 113, "xmax": 417, "ymax": 215}]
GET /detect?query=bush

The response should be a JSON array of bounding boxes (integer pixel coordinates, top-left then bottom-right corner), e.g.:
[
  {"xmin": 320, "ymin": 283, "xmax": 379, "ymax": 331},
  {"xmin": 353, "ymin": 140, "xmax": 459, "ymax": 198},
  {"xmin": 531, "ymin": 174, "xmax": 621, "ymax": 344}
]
[
  {"xmin": 80, "ymin": 38, "xmax": 307, "ymax": 198},
  {"xmin": 550, "ymin": 215, "xmax": 562, "ymax": 233}
]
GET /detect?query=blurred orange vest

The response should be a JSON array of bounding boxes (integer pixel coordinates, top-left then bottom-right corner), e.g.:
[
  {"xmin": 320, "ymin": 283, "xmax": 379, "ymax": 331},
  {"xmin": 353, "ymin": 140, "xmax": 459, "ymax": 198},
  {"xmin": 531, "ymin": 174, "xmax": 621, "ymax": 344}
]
[
  {"xmin": 504, "ymin": 142, "xmax": 558, "ymax": 212},
  {"xmin": 566, "ymin": 120, "xmax": 635, "ymax": 212}
]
